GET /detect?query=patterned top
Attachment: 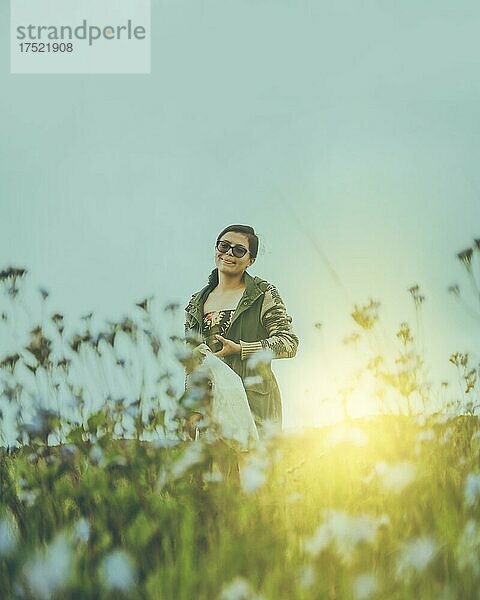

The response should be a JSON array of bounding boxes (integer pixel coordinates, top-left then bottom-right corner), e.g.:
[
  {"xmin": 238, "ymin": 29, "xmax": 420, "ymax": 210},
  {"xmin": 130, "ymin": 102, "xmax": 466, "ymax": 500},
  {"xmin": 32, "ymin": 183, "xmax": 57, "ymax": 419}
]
[{"xmin": 202, "ymin": 309, "xmax": 235, "ymax": 353}]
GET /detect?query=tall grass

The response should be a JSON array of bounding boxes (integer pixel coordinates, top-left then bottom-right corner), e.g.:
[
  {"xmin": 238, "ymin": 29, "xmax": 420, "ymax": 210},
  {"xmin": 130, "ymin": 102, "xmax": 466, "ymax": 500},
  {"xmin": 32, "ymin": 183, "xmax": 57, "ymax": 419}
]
[{"xmin": 0, "ymin": 238, "xmax": 479, "ymax": 599}]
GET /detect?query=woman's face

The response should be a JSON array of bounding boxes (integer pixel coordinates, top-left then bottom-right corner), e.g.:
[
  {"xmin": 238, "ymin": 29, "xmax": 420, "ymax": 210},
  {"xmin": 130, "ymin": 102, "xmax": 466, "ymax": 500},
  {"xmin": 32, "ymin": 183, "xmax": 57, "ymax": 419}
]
[{"xmin": 215, "ymin": 231, "xmax": 255, "ymax": 277}]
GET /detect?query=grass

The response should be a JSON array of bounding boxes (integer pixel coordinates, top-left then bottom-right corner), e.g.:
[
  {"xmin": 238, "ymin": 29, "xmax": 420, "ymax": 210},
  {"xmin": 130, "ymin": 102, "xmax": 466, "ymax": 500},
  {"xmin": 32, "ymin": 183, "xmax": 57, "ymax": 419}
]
[
  {"xmin": 2, "ymin": 414, "xmax": 480, "ymax": 599},
  {"xmin": 0, "ymin": 237, "xmax": 479, "ymax": 598}
]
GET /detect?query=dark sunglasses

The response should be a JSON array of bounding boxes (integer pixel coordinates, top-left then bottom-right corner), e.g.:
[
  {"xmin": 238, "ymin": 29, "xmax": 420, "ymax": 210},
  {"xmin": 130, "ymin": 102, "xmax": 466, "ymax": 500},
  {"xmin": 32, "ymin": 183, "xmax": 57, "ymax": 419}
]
[{"xmin": 216, "ymin": 239, "xmax": 249, "ymax": 258}]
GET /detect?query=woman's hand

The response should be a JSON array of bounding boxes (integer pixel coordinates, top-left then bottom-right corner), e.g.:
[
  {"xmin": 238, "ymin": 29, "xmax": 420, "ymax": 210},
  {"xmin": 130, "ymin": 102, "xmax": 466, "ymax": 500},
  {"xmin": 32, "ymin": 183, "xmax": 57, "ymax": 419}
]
[{"xmin": 214, "ymin": 334, "xmax": 241, "ymax": 358}]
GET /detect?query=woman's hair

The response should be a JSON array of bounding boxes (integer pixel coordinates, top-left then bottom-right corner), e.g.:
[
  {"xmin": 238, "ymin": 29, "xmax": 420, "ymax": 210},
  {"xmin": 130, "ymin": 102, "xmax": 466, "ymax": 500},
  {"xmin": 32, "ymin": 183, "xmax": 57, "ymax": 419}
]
[{"xmin": 216, "ymin": 224, "xmax": 259, "ymax": 259}]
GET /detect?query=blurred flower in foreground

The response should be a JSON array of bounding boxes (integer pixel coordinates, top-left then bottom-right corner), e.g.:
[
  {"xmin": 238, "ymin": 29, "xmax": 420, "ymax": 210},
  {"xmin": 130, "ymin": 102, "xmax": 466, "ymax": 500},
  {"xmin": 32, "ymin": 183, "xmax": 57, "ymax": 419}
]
[
  {"xmin": 416, "ymin": 429, "xmax": 435, "ymax": 443},
  {"xmin": 373, "ymin": 461, "xmax": 417, "ymax": 493},
  {"xmin": 464, "ymin": 473, "xmax": 480, "ymax": 507},
  {"xmin": 456, "ymin": 520, "xmax": 480, "ymax": 576},
  {"xmin": 457, "ymin": 248, "xmax": 473, "ymax": 271},
  {"xmin": 396, "ymin": 536, "xmax": 437, "ymax": 578},
  {"xmin": 24, "ymin": 533, "xmax": 72, "ymax": 600},
  {"xmin": 304, "ymin": 510, "xmax": 389, "ymax": 562},
  {"xmin": 0, "ymin": 515, "xmax": 17, "ymax": 555},
  {"xmin": 326, "ymin": 425, "xmax": 368, "ymax": 448},
  {"xmin": 170, "ymin": 440, "xmax": 204, "ymax": 478},
  {"xmin": 353, "ymin": 573, "xmax": 378, "ymax": 599},
  {"xmin": 73, "ymin": 517, "xmax": 90, "ymax": 543},
  {"xmin": 100, "ymin": 549, "xmax": 136, "ymax": 592},
  {"xmin": 219, "ymin": 576, "xmax": 264, "ymax": 600},
  {"xmin": 240, "ymin": 453, "xmax": 269, "ymax": 494},
  {"xmin": 298, "ymin": 564, "xmax": 315, "ymax": 589},
  {"xmin": 246, "ymin": 348, "xmax": 274, "ymax": 368}
]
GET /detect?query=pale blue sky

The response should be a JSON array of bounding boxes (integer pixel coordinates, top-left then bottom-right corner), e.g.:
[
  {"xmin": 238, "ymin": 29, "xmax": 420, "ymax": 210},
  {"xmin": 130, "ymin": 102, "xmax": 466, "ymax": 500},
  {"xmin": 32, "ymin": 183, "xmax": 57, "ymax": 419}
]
[{"xmin": 1, "ymin": 1, "xmax": 479, "ymax": 427}]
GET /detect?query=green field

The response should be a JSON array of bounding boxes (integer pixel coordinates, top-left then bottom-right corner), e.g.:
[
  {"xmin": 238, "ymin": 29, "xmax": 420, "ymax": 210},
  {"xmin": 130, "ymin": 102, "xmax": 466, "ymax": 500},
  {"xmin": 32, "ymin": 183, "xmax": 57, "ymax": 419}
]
[{"xmin": 2, "ymin": 413, "xmax": 480, "ymax": 599}]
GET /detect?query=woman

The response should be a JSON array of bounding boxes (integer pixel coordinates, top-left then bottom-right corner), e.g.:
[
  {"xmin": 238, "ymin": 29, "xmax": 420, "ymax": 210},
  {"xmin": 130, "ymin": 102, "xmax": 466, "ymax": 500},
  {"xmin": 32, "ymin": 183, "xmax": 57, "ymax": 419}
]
[{"xmin": 184, "ymin": 224, "xmax": 298, "ymax": 436}]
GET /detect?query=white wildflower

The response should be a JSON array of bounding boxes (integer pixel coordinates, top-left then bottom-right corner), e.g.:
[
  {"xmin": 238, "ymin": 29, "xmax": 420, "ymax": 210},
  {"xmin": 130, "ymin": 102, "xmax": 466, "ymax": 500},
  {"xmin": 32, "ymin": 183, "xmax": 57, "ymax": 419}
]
[
  {"xmin": 304, "ymin": 510, "xmax": 388, "ymax": 562},
  {"xmin": 441, "ymin": 427, "xmax": 453, "ymax": 444},
  {"xmin": 240, "ymin": 454, "xmax": 269, "ymax": 494},
  {"xmin": 396, "ymin": 536, "xmax": 437, "ymax": 577},
  {"xmin": 288, "ymin": 492, "xmax": 302, "ymax": 503},
  {"xmin": 299, "ymin": 564, "xmax": 315, "ymax": 588},
  {"xmin": 456, "ymin": 519, "xmax": 480, "ymax": 575},
  {"xmin": 18, "ymin": 489, "xmax": 38, "ymax": 506},
  {"xmin": 246, "ymin": 348, "xmax": 274, "ymax": 368},
  {"xmin": 219, "ymin": 576, "xmax": 264, "ymax": 600},
  {"xmin": 464, "ymin": 473, "xmax": 480, "ymax": 507},
  {"xmin": 24, "ymin": 533, "xmax": 72, "ymax": 600},
  {"xmin": 203, "ymin": 470, "xmax": 224, "ymax": 483},
  {"xmin": 0, "ymin": 515, "xmax": 17, "ymax": 555},
  {"xmin": 89, "ymin": 445, "xmax": 105, "ymax": 466},
  {"xmin": 353, "ymin": 573, "xmax": 378, "ymax": 599},
  {"xmin": 100, "ymin": 549, "xmax": 136, "ymax": 592},
  {"xmin": 326, "ymin": 425, "xmax": 368, "ymax": 447},
  {"xmin": 416, "ymin": 429, "xmax": 435, "ymax": 442},
  {"xmin": 243, "ymin": 375, "xmax": 263, "ymax": 387},
  {"xmin": 170, "ymin": 441, "xmax": 204, "ymax": 478},
  {"xmin": 74, "ymin": 517, "xmax": 90, "ymax": 543},
  {"xmin": 374, "ymin": 461, "xmax": 416, "ymax": 493}
]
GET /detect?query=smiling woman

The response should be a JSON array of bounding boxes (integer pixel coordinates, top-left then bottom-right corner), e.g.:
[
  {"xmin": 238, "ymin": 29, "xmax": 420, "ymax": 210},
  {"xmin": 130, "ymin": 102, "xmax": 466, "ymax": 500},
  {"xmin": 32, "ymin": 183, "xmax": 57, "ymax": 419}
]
[{"xmin": 184, "ymin": 224, "xmax": 299, "ymax": 435}]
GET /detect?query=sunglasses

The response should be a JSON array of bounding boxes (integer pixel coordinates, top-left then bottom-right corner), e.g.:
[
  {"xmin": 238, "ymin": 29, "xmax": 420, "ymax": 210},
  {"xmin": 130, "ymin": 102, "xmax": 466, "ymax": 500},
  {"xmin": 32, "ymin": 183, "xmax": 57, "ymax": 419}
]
[{"xmin": 216, "ymin": 239, "xmax": 249, "ymax": 258}]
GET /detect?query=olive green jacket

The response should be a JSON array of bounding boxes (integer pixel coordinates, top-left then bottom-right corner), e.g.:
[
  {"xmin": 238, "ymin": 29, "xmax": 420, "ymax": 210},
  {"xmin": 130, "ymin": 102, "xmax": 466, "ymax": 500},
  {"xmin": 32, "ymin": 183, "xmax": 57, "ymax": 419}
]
[{"xmin": 184, "ymin": 268, "xmax": 299, "ymax": 427}]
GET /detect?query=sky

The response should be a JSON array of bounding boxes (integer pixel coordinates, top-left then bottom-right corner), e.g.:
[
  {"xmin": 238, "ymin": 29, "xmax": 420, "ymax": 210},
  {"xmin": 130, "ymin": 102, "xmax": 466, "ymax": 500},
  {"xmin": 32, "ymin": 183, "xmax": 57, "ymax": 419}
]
[{"xmin": 1, "ymin": 1, "xmax": 479, "ymax": 429}]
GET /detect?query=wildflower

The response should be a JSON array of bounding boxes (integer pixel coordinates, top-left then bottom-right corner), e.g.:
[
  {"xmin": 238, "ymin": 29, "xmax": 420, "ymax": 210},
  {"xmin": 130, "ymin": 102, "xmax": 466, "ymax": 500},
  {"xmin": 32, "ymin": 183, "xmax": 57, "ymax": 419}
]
[
  {"xmin": 100, "ymin": 550, "xmax": 136, "ymax": 592},
  {"xmin": 326, "ymin": 425, "xmax": 368, "ymax": 447},
  {"xmin": 396, "ymin": 322, "xmax": 413, "ymax": 344},
  {"xmin": 351, "ymin": 299, "xmax": 380, "ymax": 330},
  {"xmin": 0, "ymin": 353, "xmax": 20, "ymax": 372},
  {"xmin": 408, "ymin": 284, "xmax": 425, "ymax": 307},
  {"xmin": 164, "ymin": 302, "xmax": 179, "ymax": 313},
  {"xmin": 240, "ymin": 453, "xmax": 269, "ymax": 494},
  {"xmin": 203, "ymin": 470, "xmax": 223, "ymax": 483},
  {"xmin": 219, "ymin": 576, "xmax": 264, "ymax": 600},
  {"xmin": 447, "ymin": 284, "xmax": 460, "ymax": 296},
  {"xmin": 457, "ymin": 247, "xmax": 473, "ymax": 271},
  {"xmin": 18, "ymin": 490, "xmax": 38, "ymax": 506},
  {"xmin": 243, "ymin": 375, "xmax": 263, "ymax": 387},
  {"xmin": 26, "ymin": 327, "xmax": 52, "ymax": 367},
  {"xmin": 288, "ymin": 492, "xmax": 303, "ymax": 503},
  {"xmin": 135, "ymin": 297, "xmax": 150, "ymax": 311},
  {"xmin": 24, "ymin": 533, "xmax": 72, "ymax": 600},
  {"xmin": 89, "ymin": 445, "xmax": 105, "ymax": 467},
  {"xmin": 449, "ymin": 352, "xmax": 468, "ymax": 368},
  {"xmin": 0, "ymin": 267, "xmax": 27, "ymax": 282},
  {"xmin": 374, "ymin": 461, "xmax": 416, "ymax": 493},
  {"xmin": 246, "ymin": 348, "xmax": 274, "ymax": 368},
  {"xmin": 0, "ymin": 515, "xmax": 17, "ymax": 555},
  {"xmin": 464, "ymin": 473, "xmax": 480, "ymax": 507},
  {"xmin": 170, "ymin": 441, "xmax": 204, "ymax": 478},
  {"xmin": 304, "ymin": 510, "xmax": 389, "ymax": 562},
  {"xmin": 299, "ymin": 565, "xmax": 315, "ymax": 588},
  {"xmin": 441, "ymin": 428, "xmax": 453, "ymax": 444},
  {"xmin": 396, "ymin": 536, "xmax": 437, "ymax": 577},
  {"xmin": 343, "ymin": 332, "xmax": 361, "ymax": 345},
  {"xmin": 416, "ymin": 429, "xmax": 435, "ymax": 443},
  {"xmin": 456, "ymin": 519, "xmax": 480, "ymax": 575},
  {"xmin": 0, "ymin": 267, "xmax": 27, "ymax": 297},
  {"xmin": 353, "ymin": 573, "xmax": 378, "ymax": 599},
  {"xmin": 74, "ymin": 518, "xmax": 90, "ymax": 543}
]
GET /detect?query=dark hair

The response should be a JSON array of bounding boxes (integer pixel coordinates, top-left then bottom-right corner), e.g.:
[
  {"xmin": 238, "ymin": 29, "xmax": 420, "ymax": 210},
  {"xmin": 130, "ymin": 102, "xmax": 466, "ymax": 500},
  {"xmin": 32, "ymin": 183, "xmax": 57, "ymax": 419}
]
[{"xmin": 216, "ymin": 224, "xmax": 259, "ymax": 259}]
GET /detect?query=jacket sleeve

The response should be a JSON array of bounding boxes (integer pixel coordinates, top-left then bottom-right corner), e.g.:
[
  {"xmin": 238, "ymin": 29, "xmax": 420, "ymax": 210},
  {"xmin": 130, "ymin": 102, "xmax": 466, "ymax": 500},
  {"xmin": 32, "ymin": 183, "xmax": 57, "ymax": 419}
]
[{"xmin": 239, "ymin": 284, "xmax": 298, "ymax": 361}]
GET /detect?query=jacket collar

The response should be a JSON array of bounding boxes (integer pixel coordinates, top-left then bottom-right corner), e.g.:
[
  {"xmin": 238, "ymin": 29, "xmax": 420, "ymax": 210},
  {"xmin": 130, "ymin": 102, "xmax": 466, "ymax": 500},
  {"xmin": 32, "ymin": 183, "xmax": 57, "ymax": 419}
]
[{"xmin": 186, "ymin": 268, "xmax": 263, "ymax": 328}]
